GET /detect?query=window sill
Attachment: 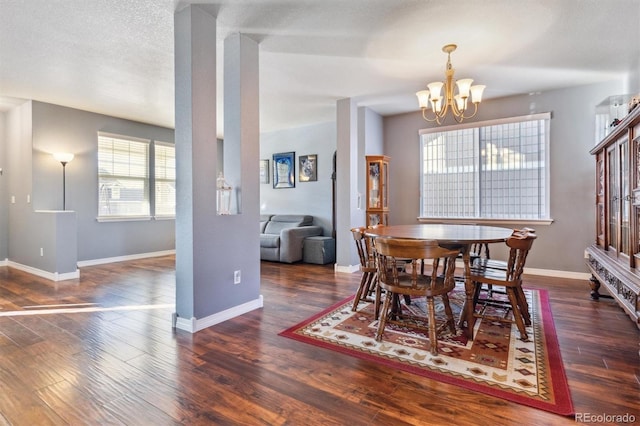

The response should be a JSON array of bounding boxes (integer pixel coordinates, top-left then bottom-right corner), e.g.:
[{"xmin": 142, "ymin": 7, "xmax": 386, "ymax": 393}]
[
  {"xmin": 97, "ymin": 216, "xmax": 152, "ymax": 223},
  {"xmin": 417, "ymin": 217, "xmax": 554, "ymax": 226}
]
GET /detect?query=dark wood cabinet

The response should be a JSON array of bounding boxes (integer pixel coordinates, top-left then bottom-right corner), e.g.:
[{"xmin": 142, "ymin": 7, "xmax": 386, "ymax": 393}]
[{"xmin": 587, "ymin": 104, "xmax": 640, "ymax": 328}]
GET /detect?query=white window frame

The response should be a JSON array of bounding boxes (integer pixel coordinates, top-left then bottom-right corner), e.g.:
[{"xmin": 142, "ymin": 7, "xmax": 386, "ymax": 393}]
[
  {"xmin": 418, "ymin": 113, "xmax": 552, "ymax": 225},
  {"xmin": 153, "ymin": 141, "xmax": 176, "ymax": 219},
  {"xmin": 97, "ymin": 132, "xmax": 151, "ymax": 222}
]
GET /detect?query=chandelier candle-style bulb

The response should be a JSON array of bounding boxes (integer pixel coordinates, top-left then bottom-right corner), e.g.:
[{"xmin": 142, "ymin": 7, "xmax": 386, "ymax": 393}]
[{"xmin": 415, "ymin": 44, "xmax": 485, "ymax": 125}]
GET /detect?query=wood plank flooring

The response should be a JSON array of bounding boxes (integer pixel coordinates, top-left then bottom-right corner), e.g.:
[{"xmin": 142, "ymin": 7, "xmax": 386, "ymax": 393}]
[{"xmin": 0, "ymin": 257, "xmax": 638, "ymax": 425}]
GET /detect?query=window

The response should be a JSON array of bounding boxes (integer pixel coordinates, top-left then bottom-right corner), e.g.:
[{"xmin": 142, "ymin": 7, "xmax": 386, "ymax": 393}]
[
  {"xmin": 98, "ymin": 133, "xmax": 175, "ymax": 220},
  {"xmin": 154, "ymin": 142, "xmax": 176, "ymax": 217},
  {"xmin": 419, "ymin": 113, "xmax": 550, "ymax": 221}
]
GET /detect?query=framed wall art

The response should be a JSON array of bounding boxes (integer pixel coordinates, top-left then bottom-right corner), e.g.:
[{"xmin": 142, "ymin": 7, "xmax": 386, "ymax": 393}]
[
  {"xmin": 299, "ymin": 154, "xmax": 317, "ymax": 182},
  {"xmin": 273, "ymin": 151, "xmax": 295, "ymax": 188},
  {"xmin": 259, "ymin": 159, "xmax": 270, "ymax": 184}
]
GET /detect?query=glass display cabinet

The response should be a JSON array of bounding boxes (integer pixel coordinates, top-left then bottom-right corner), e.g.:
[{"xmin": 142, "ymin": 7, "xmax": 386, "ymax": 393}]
[
  {"xmin": 587, "ymin": 101, "xmax": 640, "ymax": 328},
  {"xmin": 365, "ymin": 155, "xmax": 390, "ymax": 227}
]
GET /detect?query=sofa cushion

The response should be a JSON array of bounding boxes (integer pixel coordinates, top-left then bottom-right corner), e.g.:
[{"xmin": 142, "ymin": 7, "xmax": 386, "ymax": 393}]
[
  {"xmin": 260, "ymin": 214, "xmax": 272, "ymax": 233},
  {"xmin": 260, "ymin": 233, "xmax": 280, "ymax": 248},
  {"xmin": 263, "ymin": 215, "xmax": 314, "ymax": 235}
]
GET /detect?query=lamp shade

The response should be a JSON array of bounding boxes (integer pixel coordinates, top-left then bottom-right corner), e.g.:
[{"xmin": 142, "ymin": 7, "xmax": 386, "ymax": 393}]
[
  {"xmin": 416, "ymin": 90, "xmax": 430, "ymax": 109},
  {"xmin": 53, "ymin": 152, "xmax": 74, "ymax": 163},
  {"xmin": 455, "ymin": 78, "xmax": 474, "ymax": 98},
  {"xmin": 470, "ymin": 85, "xmax": 486, "ymax": 103}
]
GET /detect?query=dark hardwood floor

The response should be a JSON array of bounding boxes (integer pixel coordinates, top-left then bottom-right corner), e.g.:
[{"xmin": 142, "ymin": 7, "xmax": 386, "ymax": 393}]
[{"xmin": 0, "ymin": 257, "xmax": 638, "ymax": 425}]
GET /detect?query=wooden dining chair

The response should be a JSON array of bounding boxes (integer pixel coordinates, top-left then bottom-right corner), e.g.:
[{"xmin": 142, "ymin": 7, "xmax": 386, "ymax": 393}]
[
  {"xmin": 374, "ymin": 237, "xmax": 460, "ymax": 355},
  {"xmin": 350, "ymin": 227, "xmax": 378, "ymax": 313},
  {"xmin": 469, "ymin": 229, "xmax": 537, "ymax": 341}
]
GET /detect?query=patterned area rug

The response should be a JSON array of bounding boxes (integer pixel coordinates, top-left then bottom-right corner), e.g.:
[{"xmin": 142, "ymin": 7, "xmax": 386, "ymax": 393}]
[{"xmin": 279, "ymin": 285, "xmax": 574, "ymax": 416}]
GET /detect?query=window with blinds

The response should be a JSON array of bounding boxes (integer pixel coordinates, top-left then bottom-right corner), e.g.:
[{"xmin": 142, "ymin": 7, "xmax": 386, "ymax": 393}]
[
  {"xmin": 154, "ymin": 142, "xmax": 176, "ymax": 217},
  {"xmin": 98, "ymin": 133, "xmax": 150, "ymax": 219},
  {"xmin": 419, "ymin": 113, "xmax": 550, "ymax": 221}
]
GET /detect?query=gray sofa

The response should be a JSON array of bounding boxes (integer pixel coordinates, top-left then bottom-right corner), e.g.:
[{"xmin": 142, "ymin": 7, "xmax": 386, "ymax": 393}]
[{"xmin": 260, "ymin": 214, "xmax": 323, "ymax": 263}]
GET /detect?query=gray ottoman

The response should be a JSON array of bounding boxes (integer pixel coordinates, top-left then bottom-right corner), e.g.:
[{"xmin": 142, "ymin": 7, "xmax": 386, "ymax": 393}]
[{"xmin": 303, "ymin": 236, "xmax": 336, "ymax": 264}]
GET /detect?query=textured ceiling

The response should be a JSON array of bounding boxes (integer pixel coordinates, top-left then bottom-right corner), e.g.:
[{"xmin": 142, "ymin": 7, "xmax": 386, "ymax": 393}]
[{"xmin": 1, "ymin": 0, "xmax": 639, "ymax": 138}]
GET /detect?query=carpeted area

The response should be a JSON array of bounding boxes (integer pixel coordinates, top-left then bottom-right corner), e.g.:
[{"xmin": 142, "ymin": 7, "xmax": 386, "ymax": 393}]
[{"xmin": 279, "ymin": 285, "xmax": 574, "ymax": 416}]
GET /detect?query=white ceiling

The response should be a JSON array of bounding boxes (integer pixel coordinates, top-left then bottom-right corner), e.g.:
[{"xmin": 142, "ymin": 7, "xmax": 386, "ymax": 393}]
[{"xmin": 1, "ymin": 0, "xmax": 639, "ymax": 138}]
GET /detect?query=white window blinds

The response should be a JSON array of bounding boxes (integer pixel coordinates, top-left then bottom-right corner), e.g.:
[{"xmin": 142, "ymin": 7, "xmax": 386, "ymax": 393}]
[
  {"xmin": 154, "ymin": 142, "xmax": 176, "ymax": 217},
  {"xmin": 98, "ymin": 133, "xmax": 150, "ymax": 218},
  {"xmin": 419, "ymin": 113, "xmax": 550, "ymax": 221}
]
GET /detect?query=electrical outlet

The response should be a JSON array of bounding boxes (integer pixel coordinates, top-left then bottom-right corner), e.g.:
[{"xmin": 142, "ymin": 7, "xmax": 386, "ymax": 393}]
[
  {"xmin": 40, "ymin": 248, "xmax": 44, "ymax": 257},
  {"xmin": 234, "ymin": 270, "xmax": 241, "ymax": 284}
]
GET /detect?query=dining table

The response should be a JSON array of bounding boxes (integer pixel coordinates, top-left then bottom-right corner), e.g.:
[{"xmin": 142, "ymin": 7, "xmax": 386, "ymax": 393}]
[{"xmin": 364, "ymin": 223, "xmax": 514, "ymax": 338}]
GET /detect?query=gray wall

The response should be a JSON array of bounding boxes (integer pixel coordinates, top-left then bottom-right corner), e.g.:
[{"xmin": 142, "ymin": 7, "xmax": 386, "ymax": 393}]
[
  {"xmin": 5, "ymin": 102, "xmax": 35, "ymax": 267},
  {"xmin": 30, "ymin": 101, "xmax": 175, "ymax": 262},
  {"xmin": 383, "ymin": 80, "xmax": 626, "ymax": 274},
  {"xmin": 260, "ymin": 121, "xmax": 336, "ymax": 236},
  {"xmin": 0, "ymin": 109, "xmax": 7, "ymax": 260}
]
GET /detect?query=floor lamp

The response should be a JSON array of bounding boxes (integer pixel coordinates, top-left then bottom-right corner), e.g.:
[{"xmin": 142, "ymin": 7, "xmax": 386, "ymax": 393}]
[{"xmin": 53, "ymin": 153, "xmax": 74, "ymax": 210}]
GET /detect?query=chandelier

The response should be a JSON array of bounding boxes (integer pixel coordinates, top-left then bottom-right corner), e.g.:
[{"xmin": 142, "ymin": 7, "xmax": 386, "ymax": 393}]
[{"xmin": 416, "ymin": 44, "xmax": 485, "ymax": 125}]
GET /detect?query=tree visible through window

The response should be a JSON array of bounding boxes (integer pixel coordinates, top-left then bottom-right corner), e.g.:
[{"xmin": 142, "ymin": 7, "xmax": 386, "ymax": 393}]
[{"xmin": 419, "ymin": 113, "xmax": 550, "ymax": 221}]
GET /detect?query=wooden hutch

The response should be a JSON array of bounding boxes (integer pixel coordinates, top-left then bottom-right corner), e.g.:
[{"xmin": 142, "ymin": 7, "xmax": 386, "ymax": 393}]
[
  {"xmin": 365, "ymin": 155, "xmax": 390, "ymax": 227},
  {"xmin": 586, "ymin": 102, "xmax": 640, "ymax": 328}
]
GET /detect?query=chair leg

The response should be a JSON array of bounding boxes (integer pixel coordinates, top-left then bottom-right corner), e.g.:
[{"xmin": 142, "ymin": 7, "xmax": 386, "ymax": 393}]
[
  {"xmin": 506, "ymin": 288, "xmax": 528, "ymax": 341},
  {"xmin": 375, "ymin": 291, "xmax": 393, "ymax": 341},
  {"xmin": 374, "ymin": 280, "xmax": 382, "ymax": 320},
  {"xmin": 440, "ymin": 293, "xmax": 456, "ymax": 335},
  {"xmin": 515, "ymin": 286, "xmax": 531, "ymax": 326},
  {"xmin": 426, "ymin": 296, "xmax": 439, "ymax": 355},
  {"xmin": 352, "ymin": 271, "xmax": 376, "ymax": 311},
  {"xmin": 363, "ymin": 271, "xmax": 376, "ymax": 298},
  {"xmin": 351, "ymin": 272, "xmax": 369, "ymax": 311}
]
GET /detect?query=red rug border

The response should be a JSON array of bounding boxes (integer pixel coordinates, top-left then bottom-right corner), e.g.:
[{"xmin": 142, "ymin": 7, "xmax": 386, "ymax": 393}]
[{"xmin": 279, "ymin": 287, "xmax": 574, "ymax": 417}]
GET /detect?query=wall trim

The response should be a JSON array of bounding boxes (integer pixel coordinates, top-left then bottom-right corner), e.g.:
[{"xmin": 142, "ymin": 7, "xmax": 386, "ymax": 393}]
[
  {"xmin": 77, "ymin": 250, "xmax": 176, "ymax": 267},
  {"xmin": 524, "ymin": 267, "xmax": 590, "ymax": 281},
  {"xmin": 174, "ymin": 295, "xmax": 264, "ymax": 333},
  {"xmin": 6, "ymin": 261, "xmax": 80, "ymax": 282},
  {"xmin": 0, "ymin": 259, "xmax": 7, "ymax": 267},
  {"xmin": 334, "ymin": 258, "xmax": 590, "ymax": 281},
  {"xmin": 335, "ymin": 264, "xmax": 360, "ymax": 274}
]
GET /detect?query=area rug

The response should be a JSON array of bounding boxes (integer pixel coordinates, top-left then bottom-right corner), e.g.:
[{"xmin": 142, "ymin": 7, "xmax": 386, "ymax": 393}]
[{"xmin": 279, "ymin": 285, "xmax": 574, "ymax": 416}]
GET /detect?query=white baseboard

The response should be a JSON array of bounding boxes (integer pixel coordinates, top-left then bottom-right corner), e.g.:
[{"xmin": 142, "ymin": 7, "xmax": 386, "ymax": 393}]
[
  {"xmin": 0, "ymin": 258, "xmax": 7, "ymax": 267},
  {"xmin": 77, "ymin": 249, "xmax": 176, "ymax": 267},
  {"xmin": 524, "ymin": 267, "xmax": 590, "ymax": 280},
  {"xmin": 334, "ymin": 264, "xmax": 360, "ymax": 274},
  {"xmin": 174, "ymin": 295, "xmax": 264, "ymax": 333},
  {"xmin": 337, "ymin": 259, "xmax": 590, "ymax": 281},
  {"xmin": 6, "ymin": 261, "xmax": 80, "ymax": 282}
]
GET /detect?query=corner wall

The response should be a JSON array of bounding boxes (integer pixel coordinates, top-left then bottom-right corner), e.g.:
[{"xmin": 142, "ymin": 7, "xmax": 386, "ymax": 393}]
[
  {"xmin": 383, "ymin": 80, "xmax": 625, "ymax": 274},
  {"xmin": 0, "ymin": 110, "xmax": 7, "ymax": 261},
  {"xmin": 30, "ymin": 101, "xmax": 175, "ymax": 262},
  {"xmin": 260, "ymin": 121, "xmax": 336, "ymax": 236}
]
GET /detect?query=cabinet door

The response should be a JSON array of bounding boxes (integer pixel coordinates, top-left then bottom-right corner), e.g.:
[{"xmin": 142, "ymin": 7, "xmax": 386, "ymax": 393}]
[
  {"xmin": 596, "ymin": 152, "xmax": 605, "ymax": 246},
  {"xmin": 367, "ymin": 161, "xmax": 381, "ymax": 209},
  {"xmin": 606, "ymin": 137, "xmax": 631, "ymax": 258},
  {"xmin": 608, "ymin": 144, "xmax": 619, "ymax": 252},
  {"xmin": 620, "ymin": 138, "xmax": 630, "ymax": 256},
  {"xmin": 382, "ymin": 161, "xmax": 389, "ymax": 209}
]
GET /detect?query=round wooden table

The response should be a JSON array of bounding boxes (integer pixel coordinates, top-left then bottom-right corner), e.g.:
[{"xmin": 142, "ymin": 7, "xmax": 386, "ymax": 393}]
[{"xmin": 365, "ymin": 224, "xmax": 514, "ymax": 338}]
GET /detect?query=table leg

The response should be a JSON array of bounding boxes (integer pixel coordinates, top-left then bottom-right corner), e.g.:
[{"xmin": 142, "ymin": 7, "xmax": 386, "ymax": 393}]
[{"xmin": 457, "ymin": 246, "xmax": 474, "ymax": 339}]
